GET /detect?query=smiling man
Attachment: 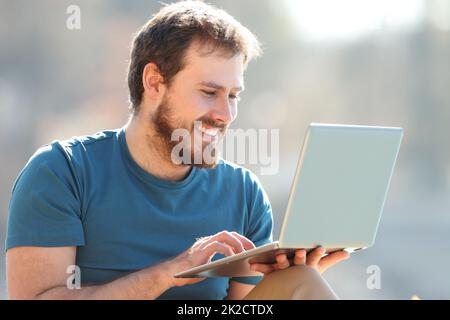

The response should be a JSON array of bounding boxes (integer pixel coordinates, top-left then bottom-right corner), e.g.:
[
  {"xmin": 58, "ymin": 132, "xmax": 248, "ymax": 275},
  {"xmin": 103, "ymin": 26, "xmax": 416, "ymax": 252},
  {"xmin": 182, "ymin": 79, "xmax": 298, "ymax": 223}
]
[{"xmin": 5, "ymin": 1, "xmax": 348, "ymax": 300}]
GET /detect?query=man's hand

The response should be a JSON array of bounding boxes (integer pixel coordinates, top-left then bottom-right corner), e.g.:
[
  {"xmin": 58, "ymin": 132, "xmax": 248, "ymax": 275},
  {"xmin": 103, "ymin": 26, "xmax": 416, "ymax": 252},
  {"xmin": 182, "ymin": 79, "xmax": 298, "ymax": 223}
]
[
  {"xmin": 166, "ymin": 230, "xmax": 255, "ymax": 287},
  {"xmin": 249, "ymin": 247, "xmax": 350, "ymax": 275}
]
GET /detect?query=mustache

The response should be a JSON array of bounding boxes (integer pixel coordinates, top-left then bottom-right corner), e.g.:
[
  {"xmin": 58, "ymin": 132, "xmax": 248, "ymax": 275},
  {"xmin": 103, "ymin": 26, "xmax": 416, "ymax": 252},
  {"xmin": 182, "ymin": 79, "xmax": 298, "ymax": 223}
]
[{"xmin": 195, "ymin": 117, "xmax": 228, "ymax": 131}]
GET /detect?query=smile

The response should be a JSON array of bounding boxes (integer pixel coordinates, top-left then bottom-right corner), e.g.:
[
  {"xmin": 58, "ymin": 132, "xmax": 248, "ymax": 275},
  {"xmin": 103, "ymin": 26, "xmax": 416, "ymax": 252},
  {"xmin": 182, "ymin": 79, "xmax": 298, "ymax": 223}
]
[{"xmin": 199, "ymin": 126, "xmax": 220, "ymax": 137}]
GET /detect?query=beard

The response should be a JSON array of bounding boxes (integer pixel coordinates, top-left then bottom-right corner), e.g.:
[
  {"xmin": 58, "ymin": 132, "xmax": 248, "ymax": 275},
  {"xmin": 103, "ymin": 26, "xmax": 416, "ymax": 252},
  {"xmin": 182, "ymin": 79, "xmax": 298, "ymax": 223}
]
[{"xmin": 150, "ymin": 93, "xmax": 226, "ymax": 169}]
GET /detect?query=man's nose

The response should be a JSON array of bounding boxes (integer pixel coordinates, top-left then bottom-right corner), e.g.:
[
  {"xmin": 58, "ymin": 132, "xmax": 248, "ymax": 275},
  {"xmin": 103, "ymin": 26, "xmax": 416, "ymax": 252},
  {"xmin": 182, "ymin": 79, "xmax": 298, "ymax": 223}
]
[{"xmin": 211, "ymin": 99, "xmax": 236, "ymax": 125}]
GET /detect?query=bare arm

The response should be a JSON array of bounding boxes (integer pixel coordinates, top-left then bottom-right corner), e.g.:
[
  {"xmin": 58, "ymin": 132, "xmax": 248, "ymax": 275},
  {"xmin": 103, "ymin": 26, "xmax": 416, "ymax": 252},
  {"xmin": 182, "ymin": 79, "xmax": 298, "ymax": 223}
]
[
  {"xmin": 6, "ymin": 246, "xmax": 173, "ymax": 300},
  {"xmin": 6, "ymin": 231, "xmax": 258, "ymax": 300}
]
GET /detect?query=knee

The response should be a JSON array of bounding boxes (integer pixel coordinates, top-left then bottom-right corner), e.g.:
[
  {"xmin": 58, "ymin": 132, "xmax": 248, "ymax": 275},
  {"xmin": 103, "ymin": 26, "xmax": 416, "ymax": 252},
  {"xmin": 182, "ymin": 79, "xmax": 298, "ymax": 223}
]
[
  {"xmin": 266, "ymin": 265, "xmax": 338, "ymax": 300},
  {"xmin": 264, "ymin": 265, "xmax": 320, "ymax": 284},
  {"xmin": 245, "ymin": 265, "xmax": 338, "ymax": 300},
  {"xmin": 287, "ymin": 266, "xmax": 338, "ymax": 300}
]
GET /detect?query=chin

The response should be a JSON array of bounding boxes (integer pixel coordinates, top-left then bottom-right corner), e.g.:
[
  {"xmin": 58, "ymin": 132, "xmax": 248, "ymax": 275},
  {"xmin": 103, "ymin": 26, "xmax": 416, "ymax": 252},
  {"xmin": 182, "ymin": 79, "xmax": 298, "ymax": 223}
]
[
  {"xmin": 191, "ymin": 156, "xmax": 220, "ymax": 169},
  {"xmin": 192, "ymin": 161, "xmax": 219, "ymax": 169}
]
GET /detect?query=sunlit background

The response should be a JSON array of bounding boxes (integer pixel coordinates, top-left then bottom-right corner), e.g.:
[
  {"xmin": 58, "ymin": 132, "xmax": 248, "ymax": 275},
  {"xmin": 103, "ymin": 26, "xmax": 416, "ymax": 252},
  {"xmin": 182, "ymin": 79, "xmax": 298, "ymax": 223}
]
[{"xmin": 1, "ymin": 0, "xmax": 449, "ymax": 299}]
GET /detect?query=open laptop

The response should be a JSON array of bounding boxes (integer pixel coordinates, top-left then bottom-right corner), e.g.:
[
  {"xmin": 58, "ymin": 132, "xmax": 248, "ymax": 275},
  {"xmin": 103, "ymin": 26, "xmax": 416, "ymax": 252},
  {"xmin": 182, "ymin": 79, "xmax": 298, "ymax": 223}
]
[{"xmin": 175, "ymin": 123, "xmax": 404, "ymax": 278}]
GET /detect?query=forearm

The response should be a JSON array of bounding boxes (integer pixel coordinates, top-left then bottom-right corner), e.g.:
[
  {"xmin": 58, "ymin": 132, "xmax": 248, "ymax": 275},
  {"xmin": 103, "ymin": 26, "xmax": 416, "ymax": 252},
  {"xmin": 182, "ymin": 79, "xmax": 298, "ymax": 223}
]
[{"xmin": 34, "ymin": 261, "xmax": 174, "ymax": 300}]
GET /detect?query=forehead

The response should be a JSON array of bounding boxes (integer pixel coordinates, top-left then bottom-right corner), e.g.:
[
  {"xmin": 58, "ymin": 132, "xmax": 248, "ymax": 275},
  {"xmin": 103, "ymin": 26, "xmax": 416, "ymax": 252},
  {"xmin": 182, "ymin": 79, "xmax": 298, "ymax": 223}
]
[{"xmin": 177, "ymin": 41, "xmax": 244, "ymax": 87}]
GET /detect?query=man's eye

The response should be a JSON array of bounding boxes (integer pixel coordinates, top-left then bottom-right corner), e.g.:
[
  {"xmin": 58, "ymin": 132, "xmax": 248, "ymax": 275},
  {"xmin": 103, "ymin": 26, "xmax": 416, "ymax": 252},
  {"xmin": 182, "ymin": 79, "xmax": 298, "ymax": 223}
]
[
  {"xmin": 229, "ymin": 94, "xmax": 240, "ymax": 101},
  {"xmin": 202, "ymin": 90, "xmax": 217, "ymax": 97}
]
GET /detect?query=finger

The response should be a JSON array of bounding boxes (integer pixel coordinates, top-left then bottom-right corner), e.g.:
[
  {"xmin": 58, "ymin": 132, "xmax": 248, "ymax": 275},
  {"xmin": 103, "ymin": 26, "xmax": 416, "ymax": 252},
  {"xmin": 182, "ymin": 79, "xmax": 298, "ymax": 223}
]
[
  {"xmin": 202, "ymin": 241, "xmax": 235, "ymax": 258},
  {"xmin": 230, "ymin": 232, "xmax": 256, "ymax": 250},
  {"xmin": 293, "ymin": 249, "xmax": 307, "ymax": 265},
  {"xmin": 275, "ymin": 254, "xmax": 290, "ymax": 270},
  {"xmin": 192, "ymin": 236, "xmax": 211, "ymax": 248},
  {"xmin": 212, "ymin": 231, "xmax": 246, "ymax": 253},
  {"xmin": 250, "ymin": 263, "xmax": 277, "ymax": 274},
  {"xmin": 318, "ymin": 250, "xmax": 350, "ymax": 273},
  {"xmin": 306, "ymin": 246, "xmax": 326, "ymax": 266}
]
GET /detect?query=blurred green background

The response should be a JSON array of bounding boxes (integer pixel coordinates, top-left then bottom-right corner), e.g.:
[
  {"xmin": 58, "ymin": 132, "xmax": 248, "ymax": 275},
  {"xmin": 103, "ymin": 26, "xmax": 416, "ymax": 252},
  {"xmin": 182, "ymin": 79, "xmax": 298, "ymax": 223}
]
[{"xmin": 1, "ymin": 0, "xmax": 449, "ymax": 299}]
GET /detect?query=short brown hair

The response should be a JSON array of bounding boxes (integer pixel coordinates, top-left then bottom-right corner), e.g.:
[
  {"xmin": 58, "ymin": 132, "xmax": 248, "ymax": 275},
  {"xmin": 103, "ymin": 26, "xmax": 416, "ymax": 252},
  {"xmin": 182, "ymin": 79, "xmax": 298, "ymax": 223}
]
[{"xmin": 127, "ymin": 1, "xmax": 262, "ymax": 113}]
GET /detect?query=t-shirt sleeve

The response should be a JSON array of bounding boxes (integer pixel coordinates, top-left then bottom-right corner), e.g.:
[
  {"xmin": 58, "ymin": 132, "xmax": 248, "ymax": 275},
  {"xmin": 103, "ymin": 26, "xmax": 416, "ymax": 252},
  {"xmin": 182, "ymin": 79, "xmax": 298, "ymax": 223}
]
[
  {"xmin": 5, "ymin": 143, "xmax": 85, "ymax": 250},
  {"xmin": 230, "ymin": 170, "xmax": 273, "ymax": 286}
]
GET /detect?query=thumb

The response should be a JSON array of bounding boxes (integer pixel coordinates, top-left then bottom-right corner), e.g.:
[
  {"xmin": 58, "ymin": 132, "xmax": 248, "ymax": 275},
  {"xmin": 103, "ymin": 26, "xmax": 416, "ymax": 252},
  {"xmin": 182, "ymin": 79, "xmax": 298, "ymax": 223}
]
[{"xmin": 250, "ymin": 263, "xmax": 275, "ymax": 274}]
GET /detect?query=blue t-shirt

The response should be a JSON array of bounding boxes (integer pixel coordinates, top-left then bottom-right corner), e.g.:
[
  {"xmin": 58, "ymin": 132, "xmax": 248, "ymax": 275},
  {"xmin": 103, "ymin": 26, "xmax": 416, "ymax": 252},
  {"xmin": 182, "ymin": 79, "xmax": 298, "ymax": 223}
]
[{"xmin": 5, "ymin": 128, "xmax": 273, "ymax": 299}]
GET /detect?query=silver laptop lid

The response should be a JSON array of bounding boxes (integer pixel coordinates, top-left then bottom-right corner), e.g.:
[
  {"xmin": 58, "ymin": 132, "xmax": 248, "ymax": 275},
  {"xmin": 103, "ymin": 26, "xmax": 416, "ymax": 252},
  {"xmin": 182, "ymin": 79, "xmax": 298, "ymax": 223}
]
[{"xmin": 278, "ymin": 123, "xmax": 403, "ymax": 249}]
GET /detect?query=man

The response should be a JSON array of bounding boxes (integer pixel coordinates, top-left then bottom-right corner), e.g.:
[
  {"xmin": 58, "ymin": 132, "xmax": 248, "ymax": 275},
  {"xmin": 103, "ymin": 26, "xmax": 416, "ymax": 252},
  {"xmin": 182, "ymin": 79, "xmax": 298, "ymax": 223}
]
[{"xmin": 5, "ymin": 1, "xmax": 349, "ymax": 299}]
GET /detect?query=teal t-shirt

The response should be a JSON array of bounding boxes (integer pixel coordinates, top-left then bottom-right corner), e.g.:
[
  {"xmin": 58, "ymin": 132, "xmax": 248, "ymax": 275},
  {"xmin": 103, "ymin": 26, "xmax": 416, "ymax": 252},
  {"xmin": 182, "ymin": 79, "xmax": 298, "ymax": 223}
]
[{"xmin": 5, "ymin": 128, "xmax": 273, "ymax": 299}]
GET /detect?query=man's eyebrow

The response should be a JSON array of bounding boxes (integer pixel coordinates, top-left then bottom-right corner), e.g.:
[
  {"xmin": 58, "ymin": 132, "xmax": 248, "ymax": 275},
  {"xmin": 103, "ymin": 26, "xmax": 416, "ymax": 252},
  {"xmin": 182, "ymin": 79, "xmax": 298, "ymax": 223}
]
[{"xmin": 198, "ymin": 81, "xmax": 245, "ymax": 92}]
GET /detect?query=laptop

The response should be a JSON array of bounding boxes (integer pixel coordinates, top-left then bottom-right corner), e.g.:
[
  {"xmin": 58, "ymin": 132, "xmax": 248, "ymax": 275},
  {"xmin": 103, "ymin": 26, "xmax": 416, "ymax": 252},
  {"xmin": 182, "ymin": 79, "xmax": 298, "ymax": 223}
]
[{"xmin": 175, "ymin": 123, "xmax": 404, "ymax": 278}]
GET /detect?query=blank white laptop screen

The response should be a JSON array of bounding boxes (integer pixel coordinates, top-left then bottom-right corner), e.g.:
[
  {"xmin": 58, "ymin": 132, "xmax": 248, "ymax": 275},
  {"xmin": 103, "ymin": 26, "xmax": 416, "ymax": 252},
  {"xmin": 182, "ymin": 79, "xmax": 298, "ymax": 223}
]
[{"xmin": 175, "ymin": 123, "xmax": 404, "ymax": 278}]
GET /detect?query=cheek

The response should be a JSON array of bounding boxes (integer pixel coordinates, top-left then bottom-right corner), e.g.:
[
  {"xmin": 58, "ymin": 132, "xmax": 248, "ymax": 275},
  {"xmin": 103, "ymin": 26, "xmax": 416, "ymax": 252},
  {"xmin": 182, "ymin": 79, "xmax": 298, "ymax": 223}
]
[
  {"xmin": 190, "ymin": 94, "xmax": 215, "ymax": 115},
  {"xmin": 171, "ymin": 91, "xmax": 207, "ymax": 119}
]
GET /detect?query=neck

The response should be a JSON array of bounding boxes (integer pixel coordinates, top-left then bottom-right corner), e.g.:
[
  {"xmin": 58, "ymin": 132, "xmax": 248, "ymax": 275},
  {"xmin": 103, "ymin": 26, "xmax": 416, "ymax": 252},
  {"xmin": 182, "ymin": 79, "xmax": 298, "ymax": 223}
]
[{"xmin": 123, "ymin": 113, "xmax": 192, "ymax": 182}]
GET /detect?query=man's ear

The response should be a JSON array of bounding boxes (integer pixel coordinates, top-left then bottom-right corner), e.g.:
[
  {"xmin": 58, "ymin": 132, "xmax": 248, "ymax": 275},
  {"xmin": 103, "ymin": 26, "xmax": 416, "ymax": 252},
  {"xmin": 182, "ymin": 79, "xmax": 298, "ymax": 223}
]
[{"xmin": 142, "ymin": 62, "xmax": 165, "ymax": 100}]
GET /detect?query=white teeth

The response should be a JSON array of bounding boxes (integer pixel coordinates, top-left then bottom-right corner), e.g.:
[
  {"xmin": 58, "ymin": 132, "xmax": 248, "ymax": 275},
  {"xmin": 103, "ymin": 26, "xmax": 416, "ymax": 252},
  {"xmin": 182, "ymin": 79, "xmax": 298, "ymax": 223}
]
[
  {"xmin": 199, "ymin": 127, "xmax": 219, "ymax": 137},
  {"xmin": 206, "ymin": 128, "xmax": 218, "ymax": 136}
]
